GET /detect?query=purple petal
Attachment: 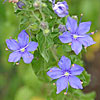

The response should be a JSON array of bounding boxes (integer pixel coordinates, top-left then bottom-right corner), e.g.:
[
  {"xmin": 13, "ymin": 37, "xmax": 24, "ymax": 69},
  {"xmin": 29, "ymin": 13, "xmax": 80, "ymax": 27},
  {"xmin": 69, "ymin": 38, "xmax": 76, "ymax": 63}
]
[
  {"xmin": 57, "ymin": 11, "xmax": 68, "ymax": 17},
  {"xmin": 69, "ymin": 76, "xmax": 83, "ymax": 89},
  {"xmin": 27, "ymin": 42, "xmax": 38, "ymax": 52},
  {"xmin": 22, "ymin": 52, "xmax": 34, "ymax": 64},
  {"xmin": 47, "ymin": 67, "xmax": 64, "ymax": 79},
  {"xmin": 17, "ymin": 1, "xmax": 25, "ymax": 9},
  {"xmin": 56, "ymin": 76, "xmax": 68, "ymax": 94},
  {"xmin": 59, "ymin": 31, "xmax": 72, "ymax": 43},
  {"xmin": 18, "ymin": 30, "xmax": 29, "ymax": 47},
  {"xmin": 66, "ymin": 17, "xmax": 77, "ymax": 33},
  {"xmin": 6, "ymin": 39, "xmax": 20, "ymax": 50},
  {"xmin": 71, "ymin": 40, "xmax": 82, "ymax": 55},
  {"xmin": 58, "ymin": 56, "xmax": 71, "ymax": 71},
  {"xmin": 78, "ymin": 35, "xmax": 96, "ymax": 47},
  {"xmin": 8, "ymin": 51, "xmax": 21, "ymax": 62},
  {"xmin": 70, "ymin": 64, "xmax": 84, "ymax": 75},
  {"xmin": 77, "ymin": 22, "xmax": 91, "ymax": 35},
  {"xmin": 53, "ymin": 1, "xmax": 68, "ymax": 18},
  {"xmin": 62, "ymin": 1, "xmax": 68, "ymax": 9}
]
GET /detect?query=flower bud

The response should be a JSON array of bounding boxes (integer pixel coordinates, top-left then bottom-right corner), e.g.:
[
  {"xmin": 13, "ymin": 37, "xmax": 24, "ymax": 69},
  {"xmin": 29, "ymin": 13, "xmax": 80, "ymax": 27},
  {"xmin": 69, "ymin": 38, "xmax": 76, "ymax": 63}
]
[
  {"xmin": 42, "ymin": 3, "xmax": 47, "ymax": 7},
  {"xmin": 33, "ymin": 1, "xmax": 40, "ymax": 8},
  {"xmin": 53, "ymin": 1, "xmax": 68, "ymax": 17},
  {"xmin": 17, "ymin": 1, "xmax": 25, "ymax": 9},
  {"xmin": 58, "ymin": 24, "xmax": 66, "ymax": 32},
  {"xmin": 43, "ymin": 29, "xmax": 50, "ymax": 36},
  {"xmin": 72, "ymin": 15, "xmax": 78, "ymax": 21},
  {"xmin": 40, "ymin": 22, "xmax": 48, "ymax": 29}
]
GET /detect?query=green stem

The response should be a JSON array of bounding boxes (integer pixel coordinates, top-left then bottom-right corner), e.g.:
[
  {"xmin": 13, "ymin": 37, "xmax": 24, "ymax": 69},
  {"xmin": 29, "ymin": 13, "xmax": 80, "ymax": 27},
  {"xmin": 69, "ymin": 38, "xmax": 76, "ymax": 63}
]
[
  {"xmin": 39, "ymin": 0, "xmax": 45, "ymax": 21},
  {"xmin": 22, "ymin": 9, "xmax": 41, "ymax": 23},
  {"xmin": 39, "ymin": 9, "xmax": 45, "ymax": 21},
  {"xmin": 31, "ymin": 11, "xmax": 41, "ymax": 23}
]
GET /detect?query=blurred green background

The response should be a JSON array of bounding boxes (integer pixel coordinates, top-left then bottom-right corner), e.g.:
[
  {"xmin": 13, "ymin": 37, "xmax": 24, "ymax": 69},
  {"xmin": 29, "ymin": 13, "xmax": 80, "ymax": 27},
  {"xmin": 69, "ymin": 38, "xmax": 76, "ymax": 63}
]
[{"xmin": 0, "ymin": 0, "xmax": 100, "ymax": 100}]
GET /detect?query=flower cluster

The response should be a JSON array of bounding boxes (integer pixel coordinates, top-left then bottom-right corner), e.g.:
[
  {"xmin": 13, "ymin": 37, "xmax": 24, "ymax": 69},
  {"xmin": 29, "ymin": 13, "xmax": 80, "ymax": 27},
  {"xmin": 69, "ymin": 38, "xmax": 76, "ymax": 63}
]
[
  {"xmin": 47, "ymin": 0, "xmax": 96, "ymax": 94},
  {"xmin": 5, "ymin": 0, "xmax": 96, "ymax": 95}
]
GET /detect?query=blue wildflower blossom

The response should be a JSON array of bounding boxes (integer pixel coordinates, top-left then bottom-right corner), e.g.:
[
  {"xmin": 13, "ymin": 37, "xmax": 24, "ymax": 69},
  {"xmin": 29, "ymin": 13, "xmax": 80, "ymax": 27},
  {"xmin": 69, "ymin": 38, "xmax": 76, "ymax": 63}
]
[
  {"xmin": 59, "ymin": 17, "xmax": 96, "ymax": 55},
  {"xmin": 53, "ymin": 1, "xmax": 68, "ymax": 17},
  {"xmin": 17, "ymin": 1, "xmax": 25, "ymax": 9},
  {"xmin": 47, "ymin": 56, "xmax": 84, "ymax": 94},
  {"xmin": 6, "ymin": 30, "xmax": 38, "ymax": 64}
]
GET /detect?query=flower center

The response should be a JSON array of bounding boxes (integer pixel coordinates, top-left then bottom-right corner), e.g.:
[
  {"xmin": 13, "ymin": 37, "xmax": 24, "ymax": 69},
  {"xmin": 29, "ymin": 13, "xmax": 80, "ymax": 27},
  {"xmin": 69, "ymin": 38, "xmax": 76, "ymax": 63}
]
[
  {"xmin": 20, "ymin": 48, "xmax": 25, "ymax": 52},
  {"xmin": 73, "ymin": 34, "xmax": 78, "ymax": 39},
  {"xmin": 64, "ymin": 72, "xmax": 69, "ymax": 76}
]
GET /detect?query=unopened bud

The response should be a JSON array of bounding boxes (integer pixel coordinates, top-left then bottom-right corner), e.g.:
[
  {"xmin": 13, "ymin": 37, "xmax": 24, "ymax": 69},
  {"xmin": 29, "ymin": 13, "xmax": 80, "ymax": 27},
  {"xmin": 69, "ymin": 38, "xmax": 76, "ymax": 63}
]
[
  {"xmin": 53, "ymin": 83, "xmax": 56, "ymax": 85},
  {"xmin": 41, "ymin": 22, "xmax": 48, "ymax": 29},
  {"xmin": 5, "ymin": 48, "xmax": 8, "ymax": 51},
  {"xmin": 50, "ymin": 16, "xmax": 52, "ymax": 19},
  {"xmin": 64, "ymin": 92, "xmax": 67, "ymax": 95},
  {"xmin": 17, "ymin": 1, "xmax": 25, "ymax": 9},
  {"xmin": 81, "ymin": 81, "xmax": 83, "ymax": 84},
  {"xmin": 43, "ymin": 29, "xmax": 50, "ymax": 36},
  {"xmin": 42, "ymin": 3, "xmax": 47, "ymax": 7},
  {"xmin": 33, "ymin": 1, "xmax": 40, "ymax": 8},
  {"xmin": 72, "ymin": 15, "xmax": 78, "ymax": 21},
  {"xmin": 81, "ymin": 13, "xmax": 83, "ymax": 16},
  {"xmin": 58, "ymin": 24, "xmax": 66, "ymax": 32},
  {"xmin": 16, "ymin": 62, "xmax": 19, "ymax": 65}
]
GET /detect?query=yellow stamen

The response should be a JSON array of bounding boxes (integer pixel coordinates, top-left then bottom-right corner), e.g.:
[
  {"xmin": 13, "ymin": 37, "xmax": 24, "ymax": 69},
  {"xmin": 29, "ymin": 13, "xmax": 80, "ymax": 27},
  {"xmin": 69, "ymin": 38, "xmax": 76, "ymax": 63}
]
[
  {"xmin": 73, "ymin": 35, "xmax": 78, "ymax": 39},
  {"xmin": 64, "ymin": 72, "xmax": 69, "ymax": 76},
  {"xmin": 20, "ymin": 48, "xmax": 25, "ymax": 52}
]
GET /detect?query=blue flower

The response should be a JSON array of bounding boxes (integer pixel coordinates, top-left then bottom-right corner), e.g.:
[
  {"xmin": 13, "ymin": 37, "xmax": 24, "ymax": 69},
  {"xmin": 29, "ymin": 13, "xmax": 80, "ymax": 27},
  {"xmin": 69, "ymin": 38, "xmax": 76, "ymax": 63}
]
[
  {"xmin": 6, "ymin": 30, "xmax": 38, "ymax": 64},
  {"xmin": 47, "ymin": 56, "xmax": 84, "ymax": 94},
  {"xmin": 53, "ymin": 1, "xmax": 68, "ymax": 17},
  {"xmin": 59, "ymin": 17, "xmax": 96, "ymax": 55},
  {"xmin": 17, "ymin": 1, "xmax": 25, "ymax": 9}
]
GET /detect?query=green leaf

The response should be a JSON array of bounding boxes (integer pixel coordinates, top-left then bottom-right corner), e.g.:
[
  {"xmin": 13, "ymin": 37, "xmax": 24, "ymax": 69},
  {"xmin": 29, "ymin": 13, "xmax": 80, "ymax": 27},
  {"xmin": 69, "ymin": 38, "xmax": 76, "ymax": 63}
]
[
  {"xmin": 31, "ymin": 50, "xmax": 56, "ymax": 82},
  {"xmin": 78, "ymin": 70, "xmax": 91, "ymax": 87},
  {"xmin": 37, "ymin": 32, "xmax": 49, "ymax": 62},
  {"xmin": 37, "ymin": 32, "xmax": 54, "ymax": 62}
]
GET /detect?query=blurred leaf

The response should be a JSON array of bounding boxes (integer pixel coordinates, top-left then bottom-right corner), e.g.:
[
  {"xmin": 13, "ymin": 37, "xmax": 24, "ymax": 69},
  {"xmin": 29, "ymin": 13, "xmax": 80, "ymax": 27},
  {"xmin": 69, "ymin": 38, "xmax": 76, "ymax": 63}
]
[{"xmin": 15, "ymin": 86, "xmax": 33, "ymax": 100}]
